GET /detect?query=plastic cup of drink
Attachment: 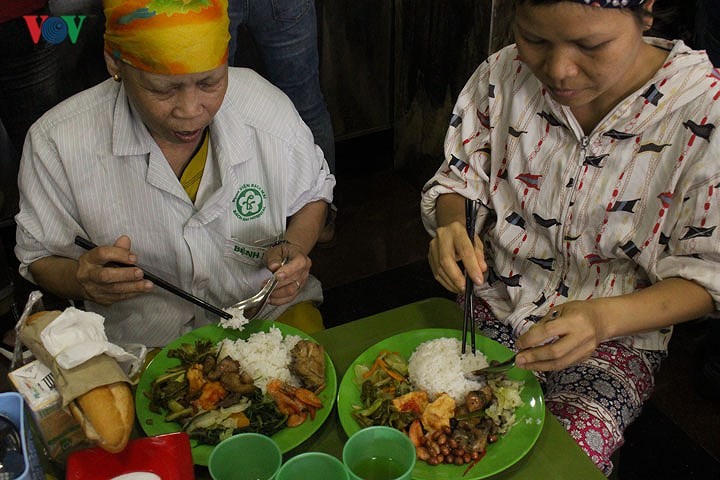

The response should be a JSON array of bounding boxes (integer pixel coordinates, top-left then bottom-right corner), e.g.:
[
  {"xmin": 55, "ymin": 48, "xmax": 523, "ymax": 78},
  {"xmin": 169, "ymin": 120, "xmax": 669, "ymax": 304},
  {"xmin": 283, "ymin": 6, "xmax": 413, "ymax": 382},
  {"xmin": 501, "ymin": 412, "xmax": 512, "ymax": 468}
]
[
  {"xmin": 208, "ymin": 433, "xmax": 282, "ymax": 480},
  {"xmin": 342, "ymin": 426, "xmax": 416, "ymax": 480},
  {"xmin": 276, "ymin": 452, "xmax": 349, "ymax": 480}
]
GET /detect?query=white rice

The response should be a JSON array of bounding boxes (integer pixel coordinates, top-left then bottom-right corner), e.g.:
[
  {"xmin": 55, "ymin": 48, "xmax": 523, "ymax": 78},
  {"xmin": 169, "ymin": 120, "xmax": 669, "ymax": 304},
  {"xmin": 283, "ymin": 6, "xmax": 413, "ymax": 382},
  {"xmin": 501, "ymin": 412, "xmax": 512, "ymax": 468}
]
[
  {"xmin": 219, "ymin": 307, "xmax": 249, "ymax": 330},
  {"xmin": 218, "ymin": 327, "xmax": 302, "ymax": 392},
  {"xmin": 408, "ymin": 337, "xmax": 490, "ymax": 404}
]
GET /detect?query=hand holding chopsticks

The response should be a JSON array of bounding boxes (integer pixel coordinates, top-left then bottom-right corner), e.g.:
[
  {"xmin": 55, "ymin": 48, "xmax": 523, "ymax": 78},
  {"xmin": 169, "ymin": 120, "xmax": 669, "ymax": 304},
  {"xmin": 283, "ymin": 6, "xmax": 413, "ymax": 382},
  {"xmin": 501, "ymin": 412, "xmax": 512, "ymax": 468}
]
[
  {"xmin": 74, "ymin": 236, "xmax": 232, "ymax": 320},
  {"xmin": 462, "ymin": 198, "xmax": 480, "ymax": 355}
]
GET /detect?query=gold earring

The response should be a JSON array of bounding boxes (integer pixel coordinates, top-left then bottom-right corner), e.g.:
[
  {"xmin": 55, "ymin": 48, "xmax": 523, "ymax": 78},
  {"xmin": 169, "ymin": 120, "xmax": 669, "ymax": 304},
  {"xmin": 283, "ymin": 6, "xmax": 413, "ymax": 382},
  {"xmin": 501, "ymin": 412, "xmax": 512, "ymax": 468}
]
[{"xmin": 113, "ymin": 73, "xmax": 121, "ymax": 82}]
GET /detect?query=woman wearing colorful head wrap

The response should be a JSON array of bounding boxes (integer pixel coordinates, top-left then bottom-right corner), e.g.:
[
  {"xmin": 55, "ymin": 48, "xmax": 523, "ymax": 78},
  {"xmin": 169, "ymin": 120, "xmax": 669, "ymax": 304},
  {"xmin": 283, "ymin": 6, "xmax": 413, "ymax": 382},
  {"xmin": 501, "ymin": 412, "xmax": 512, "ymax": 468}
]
[
  {"xmin": 15, "ymin": 0, "xmax": 335, "ymax": 345},
  {"xmin": 422, "ymin": 0, "xmax": 719, "ymax": 474}
]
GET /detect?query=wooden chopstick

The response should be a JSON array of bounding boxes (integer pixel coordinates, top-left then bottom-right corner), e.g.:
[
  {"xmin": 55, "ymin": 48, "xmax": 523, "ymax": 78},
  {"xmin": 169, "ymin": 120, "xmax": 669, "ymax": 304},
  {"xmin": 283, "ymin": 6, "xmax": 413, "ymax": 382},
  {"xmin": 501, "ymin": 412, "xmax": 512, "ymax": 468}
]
[{"xmin": 74, "ymin": 236, "xmax": 232, "ymax": 320}]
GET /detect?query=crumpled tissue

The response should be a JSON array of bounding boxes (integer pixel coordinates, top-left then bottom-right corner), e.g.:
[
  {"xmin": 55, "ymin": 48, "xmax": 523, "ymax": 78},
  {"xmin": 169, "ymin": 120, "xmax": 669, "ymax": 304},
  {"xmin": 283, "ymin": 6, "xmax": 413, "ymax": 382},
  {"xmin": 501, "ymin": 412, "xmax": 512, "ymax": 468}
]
[{"xmin": 40, "ymin": 307, "xmax": 138, "ymax": 369}]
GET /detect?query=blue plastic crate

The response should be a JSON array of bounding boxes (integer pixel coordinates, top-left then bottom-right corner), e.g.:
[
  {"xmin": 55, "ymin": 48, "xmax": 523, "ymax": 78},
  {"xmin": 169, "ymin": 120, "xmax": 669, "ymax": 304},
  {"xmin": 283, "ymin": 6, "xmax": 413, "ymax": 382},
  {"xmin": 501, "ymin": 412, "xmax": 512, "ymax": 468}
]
[{"xmin": 0, "ymin": 392, "xmax": 45, "ymax": 480}]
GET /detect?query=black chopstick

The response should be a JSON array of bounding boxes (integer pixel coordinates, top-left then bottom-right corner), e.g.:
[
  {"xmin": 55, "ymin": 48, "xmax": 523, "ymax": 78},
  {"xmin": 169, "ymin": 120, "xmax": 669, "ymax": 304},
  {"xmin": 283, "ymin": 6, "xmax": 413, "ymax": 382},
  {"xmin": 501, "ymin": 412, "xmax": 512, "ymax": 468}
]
[
  {"xmin": 462, "ymin": 198, "xmax": 478, "ymax": 354},
  {"xmin": 74, "ymin": 236, "xmax": 232, "ymax": 320},
  {"xmin": 463, "ymin": 274, "xmax": 474, "ymax": 354}
]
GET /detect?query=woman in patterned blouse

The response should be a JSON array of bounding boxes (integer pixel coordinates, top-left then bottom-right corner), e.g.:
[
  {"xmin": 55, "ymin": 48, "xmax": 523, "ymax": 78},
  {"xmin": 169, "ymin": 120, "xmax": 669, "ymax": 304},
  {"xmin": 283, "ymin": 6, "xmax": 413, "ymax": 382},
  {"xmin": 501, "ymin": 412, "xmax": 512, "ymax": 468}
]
[{"xmin": 422, "ymin": 0, "xmax": 719, "ymax": 473}]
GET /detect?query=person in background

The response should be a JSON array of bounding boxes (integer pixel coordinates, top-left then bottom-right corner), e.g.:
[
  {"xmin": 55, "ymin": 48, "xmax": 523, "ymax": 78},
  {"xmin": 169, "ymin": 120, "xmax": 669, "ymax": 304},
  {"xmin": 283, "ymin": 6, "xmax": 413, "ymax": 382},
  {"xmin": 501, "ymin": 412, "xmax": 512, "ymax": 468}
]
[
  {"xmin": 0, "ymin": 0, "xmax": 66, "ymax": 228},
  {"xmin": 0, "ymin": 1, "xmax": 68, "ymax": 344},
  {"xmin": 227, "ymin": 0, "xmax": 337, "ymax": 245},
  {"xmin": 421, "ymin": 0, "xmax": 719, "ymax": 474},
  {"xmin": 14, "ymin": 0, "xmax": 335, "ymax": 347}
]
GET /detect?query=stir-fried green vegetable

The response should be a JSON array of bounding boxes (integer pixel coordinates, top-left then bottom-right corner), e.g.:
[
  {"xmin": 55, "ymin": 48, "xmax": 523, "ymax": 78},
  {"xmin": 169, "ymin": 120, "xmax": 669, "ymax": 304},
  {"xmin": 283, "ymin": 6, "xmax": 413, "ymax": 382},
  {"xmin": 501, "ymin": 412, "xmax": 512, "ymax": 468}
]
[
  {"xmin": 146, "ymin": 340, "xmax": 214, "ymax": 416},
  {"xmin": 350, "ymin": 351, "xmax": 416, "ymax": 430},
  {"xmin": 244, "ymin": 390, "xmax": 289, "ymax": 435},
  {"xmin": 144, "ymin": 340, "xmax": 287, "ymax": 445},
  {"xmin": 184, "ymin": 390, "xmax": 286, "ymax": 444},
  {"xmin": 167, "ymin": 339, "xmax": 215, "ymax": 365}
]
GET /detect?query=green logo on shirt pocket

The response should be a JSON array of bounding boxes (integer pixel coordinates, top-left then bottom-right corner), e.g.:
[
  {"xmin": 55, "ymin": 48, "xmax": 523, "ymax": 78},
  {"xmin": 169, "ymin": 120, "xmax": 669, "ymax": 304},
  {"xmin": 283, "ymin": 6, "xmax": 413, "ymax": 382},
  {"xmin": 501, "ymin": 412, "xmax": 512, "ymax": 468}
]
[{"xmin": 233, "ymin": 184, "xmax": 266, "ymax": 221}]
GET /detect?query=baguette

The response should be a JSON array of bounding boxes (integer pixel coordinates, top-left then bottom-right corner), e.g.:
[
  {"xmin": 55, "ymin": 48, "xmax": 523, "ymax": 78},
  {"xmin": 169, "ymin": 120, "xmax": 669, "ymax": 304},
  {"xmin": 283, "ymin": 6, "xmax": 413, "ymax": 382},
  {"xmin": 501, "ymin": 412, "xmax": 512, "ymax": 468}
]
[
  {"xmin": 26, "ymin": 310, "xmax": 61, "ymax": 325},
  {"xmin": 68, "ymin": 381, "xmax": 134, "ymax": 453},
  {"xmin": 26, "ymin": 310, "xmax": 135, "ymax": 453}
]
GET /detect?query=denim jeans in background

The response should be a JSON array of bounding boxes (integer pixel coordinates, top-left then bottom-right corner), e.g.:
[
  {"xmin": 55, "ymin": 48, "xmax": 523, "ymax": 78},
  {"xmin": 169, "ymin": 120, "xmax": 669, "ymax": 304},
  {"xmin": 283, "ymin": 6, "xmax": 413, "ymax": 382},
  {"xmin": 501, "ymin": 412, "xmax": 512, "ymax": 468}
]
[
  {"xmin": 228, "ymin": 0, "xmax": 336, "ymax": 174},
  {"xmin": 696, "ymin": 0, "xmax": 720, "ymax": 67}
]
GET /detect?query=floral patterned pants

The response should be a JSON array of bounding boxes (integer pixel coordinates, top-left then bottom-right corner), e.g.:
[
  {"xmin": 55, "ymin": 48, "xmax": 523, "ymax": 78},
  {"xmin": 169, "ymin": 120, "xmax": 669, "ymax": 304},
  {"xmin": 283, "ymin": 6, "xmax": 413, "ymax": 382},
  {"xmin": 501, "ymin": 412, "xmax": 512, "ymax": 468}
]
[{"xmin": 464, "ymin": 295, "xmax": 666, "ymax": 476}]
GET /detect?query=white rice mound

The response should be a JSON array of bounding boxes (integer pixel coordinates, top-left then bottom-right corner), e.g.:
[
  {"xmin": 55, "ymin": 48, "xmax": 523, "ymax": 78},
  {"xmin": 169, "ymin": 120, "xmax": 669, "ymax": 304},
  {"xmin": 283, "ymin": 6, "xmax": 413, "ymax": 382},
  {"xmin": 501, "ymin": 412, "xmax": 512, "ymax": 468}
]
[
  {"xmin": 408, "ymin": 337, "xmax": 490, "ymax": 405},
  {"xmin": 218, "ymin": 327, "xmax": 302, "ymax": 393}
]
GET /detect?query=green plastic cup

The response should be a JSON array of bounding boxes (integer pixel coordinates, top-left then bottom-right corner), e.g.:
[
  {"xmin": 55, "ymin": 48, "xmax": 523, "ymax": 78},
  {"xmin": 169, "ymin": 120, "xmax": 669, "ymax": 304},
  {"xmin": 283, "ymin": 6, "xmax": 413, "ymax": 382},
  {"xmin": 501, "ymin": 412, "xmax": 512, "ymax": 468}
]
[
  {"xmin": 342, "ymin": 426, "xmax": 416, "ymax": 480},
  {"xmin": 208, "ymin": 433, "xmax": 282, "ymax": 480},
  {"xmin": 276, "ymin": 452, "xmax": 349, "ymax": 480}
]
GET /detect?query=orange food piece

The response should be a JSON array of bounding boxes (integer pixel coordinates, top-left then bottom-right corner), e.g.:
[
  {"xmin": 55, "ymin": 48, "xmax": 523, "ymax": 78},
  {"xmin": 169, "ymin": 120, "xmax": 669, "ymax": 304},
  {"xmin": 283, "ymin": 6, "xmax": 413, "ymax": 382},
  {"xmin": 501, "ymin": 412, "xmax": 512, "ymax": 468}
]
[
  {"xmin": 392, "ymin": 391, "xmax": 428, "ymax": 414},
  {"xmin": 230, "ymin": 411, "xmax": 251, "ymax": 429},
  {"xmin": 266, "ymin": 379, "xmax": 324, "ymax": 427},
  {"xmin": 408, "ymin": 419, "xmax": 424, "ymax": 447},
  {"xmin": 193, "ymin": 381, "xmax": 227, "ymax": 411},
  {"xmin": 421, "ymin": 393, "xmax": 455, "ymax": 432},
  {"xmin": 186, "ymin": 364, "xmax": 207, "ymax": 397}
]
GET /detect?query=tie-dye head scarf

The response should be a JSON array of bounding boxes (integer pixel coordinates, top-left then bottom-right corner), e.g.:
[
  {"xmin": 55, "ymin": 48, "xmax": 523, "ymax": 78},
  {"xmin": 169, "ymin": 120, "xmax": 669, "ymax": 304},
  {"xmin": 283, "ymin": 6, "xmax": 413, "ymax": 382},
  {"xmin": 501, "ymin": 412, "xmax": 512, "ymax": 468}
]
[
  {"xmin": 569, "ymin": 0, "xmax": 646, "ymax": 6},
  {"xmin": 103, "ymin": 0, "xmax": 230, "ymax": 75}
]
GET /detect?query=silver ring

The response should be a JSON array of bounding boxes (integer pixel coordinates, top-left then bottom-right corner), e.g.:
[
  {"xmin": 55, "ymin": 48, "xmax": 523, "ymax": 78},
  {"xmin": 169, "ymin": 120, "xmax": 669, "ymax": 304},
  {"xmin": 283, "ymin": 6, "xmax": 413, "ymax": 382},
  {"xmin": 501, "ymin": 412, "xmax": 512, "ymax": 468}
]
[{"xmin": 294, "ymin": 280, "xmax": 301, "ymax": 289}]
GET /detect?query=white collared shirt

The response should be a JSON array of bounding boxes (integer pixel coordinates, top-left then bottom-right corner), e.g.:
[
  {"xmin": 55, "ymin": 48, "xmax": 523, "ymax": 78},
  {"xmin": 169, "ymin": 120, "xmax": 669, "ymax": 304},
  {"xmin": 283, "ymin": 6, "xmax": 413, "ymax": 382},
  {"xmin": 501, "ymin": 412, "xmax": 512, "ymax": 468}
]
[{"xmin": 16, "ymin": 67, "xmax": 335, "ymax": 347}]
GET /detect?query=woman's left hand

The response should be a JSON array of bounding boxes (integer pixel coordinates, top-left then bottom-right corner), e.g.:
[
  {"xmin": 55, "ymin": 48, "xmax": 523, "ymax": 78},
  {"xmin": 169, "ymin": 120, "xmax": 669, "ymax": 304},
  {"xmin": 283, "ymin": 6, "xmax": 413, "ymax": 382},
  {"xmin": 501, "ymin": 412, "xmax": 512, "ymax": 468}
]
[
  {"xmin": 264, "ymin": 242, "xmax": 311, "ymax": 305},
  {"xmin": 514, "ymin": 300, "xmax": 608, "ymax": 371}
]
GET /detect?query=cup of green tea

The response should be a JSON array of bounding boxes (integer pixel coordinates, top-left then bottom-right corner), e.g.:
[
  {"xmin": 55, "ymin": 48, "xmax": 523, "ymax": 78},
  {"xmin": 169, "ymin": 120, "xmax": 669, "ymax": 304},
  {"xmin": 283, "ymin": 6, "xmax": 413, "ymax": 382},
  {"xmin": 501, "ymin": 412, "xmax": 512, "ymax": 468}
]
[
  {"xmin": 208, "ymin": 433, "xmax": 282, "ymax": 480},
  {"xmin": 277, "ymin": 452, "xmax": 349, "ymax": 480},
  {"xmin": 342, "ymin": 426, "xmax": 416, "ymax": 480}
]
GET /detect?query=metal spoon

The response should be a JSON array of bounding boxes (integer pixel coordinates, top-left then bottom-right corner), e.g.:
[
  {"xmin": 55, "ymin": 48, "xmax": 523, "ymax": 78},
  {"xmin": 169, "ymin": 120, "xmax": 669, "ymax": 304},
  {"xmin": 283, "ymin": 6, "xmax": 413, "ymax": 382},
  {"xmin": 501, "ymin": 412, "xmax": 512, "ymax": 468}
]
[
  {"xmin": 224, "ymin": 257, "xmax": 289, "ymax": 322},
  {"xmin": 465, "ymin": 354, "xmax": 517, "ymax": 379},
  {"xmin": 465, "ymin": 310, "xmax": 563, "ymax": 380}
]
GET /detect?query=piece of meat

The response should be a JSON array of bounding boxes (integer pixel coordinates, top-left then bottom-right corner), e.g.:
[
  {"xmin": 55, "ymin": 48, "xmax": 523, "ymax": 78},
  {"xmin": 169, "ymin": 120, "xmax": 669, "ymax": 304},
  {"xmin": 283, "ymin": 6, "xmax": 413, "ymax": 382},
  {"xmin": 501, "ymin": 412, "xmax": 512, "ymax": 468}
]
[
  {"xmin": 207, "ymin": 356, "xmax": 242, "ymax": 381},
  {"xmin": 202, "ymin": 355, "xmax": 216, "ymax": 376},
  {"xmin": 220, "ymin": 372, "xmax": 256, "ymax": 394},
  {"xmin": 469, "ymin": 422, "xmax": 492, "ymax": 453},
  {"xmin": 289, "ymin": 340, "xmax": 326, "ymax": 391},
  {"xmin": 465, "ymin": 383, "xmax": 493, "ymax": 412}
]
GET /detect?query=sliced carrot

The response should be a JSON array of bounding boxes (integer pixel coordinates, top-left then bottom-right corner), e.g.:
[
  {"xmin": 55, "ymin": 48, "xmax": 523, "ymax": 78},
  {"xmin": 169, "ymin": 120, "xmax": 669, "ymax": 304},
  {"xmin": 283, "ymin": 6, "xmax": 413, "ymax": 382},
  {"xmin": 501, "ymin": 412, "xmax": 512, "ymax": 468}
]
[
  {"xmin": 380, "ymin": 385, "xmax": 396, "ymax": 397},
  {"xmin": 378, "ymin": 358, "xmax": 405, "ymax": 382},
  {"xmin": 362, "ymin": 356, "xmax": 383, "ymax": 379},
  {"xmin": 363, "ymin": 351, "xmax": 406, "ymax": 381}
]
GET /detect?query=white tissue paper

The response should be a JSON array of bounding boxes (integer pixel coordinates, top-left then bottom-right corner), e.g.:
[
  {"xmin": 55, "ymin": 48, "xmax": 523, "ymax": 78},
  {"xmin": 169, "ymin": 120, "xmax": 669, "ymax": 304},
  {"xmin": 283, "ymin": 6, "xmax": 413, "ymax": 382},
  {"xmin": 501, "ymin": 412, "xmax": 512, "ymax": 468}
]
[{"xmin": 40, "ymin": 307, "xmax": 138, "ymax": 369}]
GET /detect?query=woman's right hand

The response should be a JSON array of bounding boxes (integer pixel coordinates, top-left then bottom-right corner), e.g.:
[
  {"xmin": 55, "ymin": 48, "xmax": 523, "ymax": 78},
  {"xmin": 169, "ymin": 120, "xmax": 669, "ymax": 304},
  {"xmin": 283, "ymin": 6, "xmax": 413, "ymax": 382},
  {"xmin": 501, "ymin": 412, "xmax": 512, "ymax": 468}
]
[
  {"xmin": 75, "ymin": 235, "xmax": 153, "ymax": 305},
  {"xmin": 428, "ymin": 220, "xmax": 487, "ymax": 294}
]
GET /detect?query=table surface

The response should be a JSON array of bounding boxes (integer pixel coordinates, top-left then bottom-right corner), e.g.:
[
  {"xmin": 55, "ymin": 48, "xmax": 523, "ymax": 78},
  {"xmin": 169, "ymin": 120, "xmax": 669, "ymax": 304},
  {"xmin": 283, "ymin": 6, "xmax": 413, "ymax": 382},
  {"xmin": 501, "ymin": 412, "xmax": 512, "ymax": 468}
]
[{"xmin": 193, "ymin": 297, "xmax": 605, "ymax": 480}]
